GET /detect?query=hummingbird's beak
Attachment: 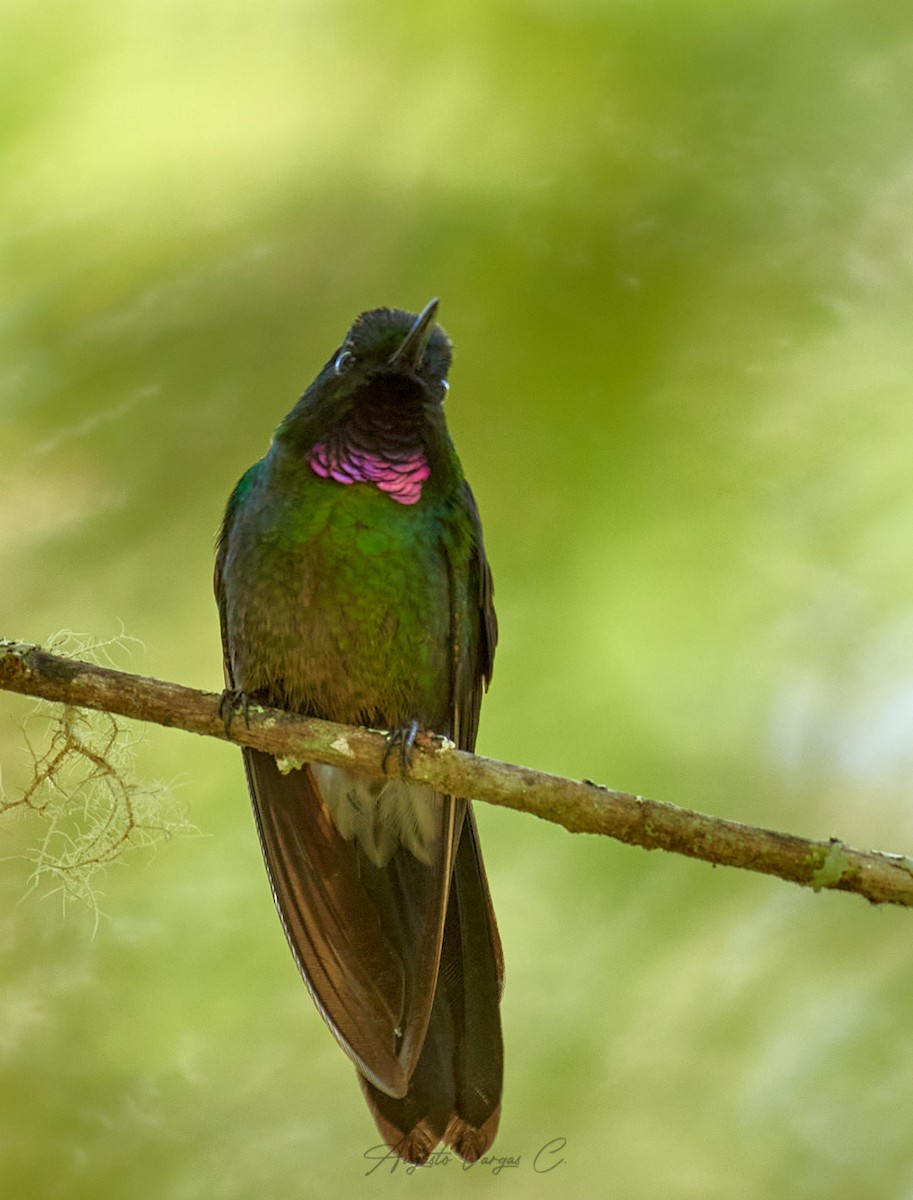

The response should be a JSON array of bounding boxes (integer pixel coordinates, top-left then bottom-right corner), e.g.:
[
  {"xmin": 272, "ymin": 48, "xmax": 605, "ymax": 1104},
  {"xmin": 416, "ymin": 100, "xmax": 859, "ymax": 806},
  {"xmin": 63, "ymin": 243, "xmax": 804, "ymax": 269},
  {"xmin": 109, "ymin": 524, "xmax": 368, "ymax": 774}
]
[{"xmin": 389, "ymin": 298, "xmax": 439, "ymax": 371}]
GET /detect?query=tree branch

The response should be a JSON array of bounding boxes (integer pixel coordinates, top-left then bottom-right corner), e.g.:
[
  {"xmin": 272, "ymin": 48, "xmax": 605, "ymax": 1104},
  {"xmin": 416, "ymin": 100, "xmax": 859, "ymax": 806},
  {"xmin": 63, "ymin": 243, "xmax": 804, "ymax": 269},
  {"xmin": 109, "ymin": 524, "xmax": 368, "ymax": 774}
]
[{"xmin": 2, "ymin": 638, "xmax": 912, "ymax": 907}]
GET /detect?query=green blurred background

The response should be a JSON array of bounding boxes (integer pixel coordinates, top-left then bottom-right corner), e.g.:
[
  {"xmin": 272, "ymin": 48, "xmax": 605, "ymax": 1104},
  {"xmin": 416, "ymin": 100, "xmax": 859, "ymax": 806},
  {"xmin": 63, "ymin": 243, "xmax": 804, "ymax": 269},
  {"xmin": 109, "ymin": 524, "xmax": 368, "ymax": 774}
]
[{"xmin": 4, "ymin": 0, "xmax": 913, "ymax": 1195}]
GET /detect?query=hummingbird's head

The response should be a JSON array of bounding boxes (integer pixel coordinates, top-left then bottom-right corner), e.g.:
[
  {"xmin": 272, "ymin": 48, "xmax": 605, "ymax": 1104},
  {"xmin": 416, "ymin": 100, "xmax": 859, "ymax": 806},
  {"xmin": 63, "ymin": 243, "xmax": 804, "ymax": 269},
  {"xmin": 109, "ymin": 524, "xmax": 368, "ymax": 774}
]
[
  {"xmin": 276, "ymin": 300, "xmax": 460, "ymax": 504},
  {"xmin": 333, "ymin": 298, "xmax": 451, "ymax": 396}
]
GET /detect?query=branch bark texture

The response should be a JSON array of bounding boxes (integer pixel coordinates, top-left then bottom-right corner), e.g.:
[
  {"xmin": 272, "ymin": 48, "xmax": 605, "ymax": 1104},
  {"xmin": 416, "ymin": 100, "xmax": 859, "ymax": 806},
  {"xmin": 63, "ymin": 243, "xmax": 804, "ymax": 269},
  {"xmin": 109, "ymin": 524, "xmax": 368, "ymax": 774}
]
[{"xmin": 2, "ymin": 638, "xmax": 912, "ymax": 908}]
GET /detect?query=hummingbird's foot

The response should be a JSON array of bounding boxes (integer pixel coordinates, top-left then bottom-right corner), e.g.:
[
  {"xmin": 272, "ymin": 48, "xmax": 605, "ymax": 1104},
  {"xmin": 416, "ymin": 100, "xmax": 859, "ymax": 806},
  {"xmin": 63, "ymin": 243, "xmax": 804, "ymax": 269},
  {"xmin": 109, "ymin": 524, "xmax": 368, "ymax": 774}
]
[
  {"xmin": 218, "ymin": 687, "xmax": 251, "ymax": 736},
  {"xmin": 382, "ymin": 720, "xmax": 420, "ymax": 779}
]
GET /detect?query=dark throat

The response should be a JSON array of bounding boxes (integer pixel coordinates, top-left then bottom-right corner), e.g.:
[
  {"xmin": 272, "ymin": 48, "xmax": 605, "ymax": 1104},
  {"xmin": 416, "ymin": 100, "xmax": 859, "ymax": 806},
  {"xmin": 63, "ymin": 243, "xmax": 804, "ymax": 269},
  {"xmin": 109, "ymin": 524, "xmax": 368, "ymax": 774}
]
[{"xmin": 332, "ymin": 374, "xmax": 427, "ymax": 461}]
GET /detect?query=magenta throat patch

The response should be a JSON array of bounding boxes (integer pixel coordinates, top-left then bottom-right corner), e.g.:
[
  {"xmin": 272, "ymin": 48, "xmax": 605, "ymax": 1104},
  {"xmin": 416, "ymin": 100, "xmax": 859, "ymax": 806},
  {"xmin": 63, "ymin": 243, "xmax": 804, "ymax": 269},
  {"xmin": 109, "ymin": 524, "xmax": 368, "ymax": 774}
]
[{"xmin": 308, "ymin": 442, "xmax": 430, "ymax": 505}]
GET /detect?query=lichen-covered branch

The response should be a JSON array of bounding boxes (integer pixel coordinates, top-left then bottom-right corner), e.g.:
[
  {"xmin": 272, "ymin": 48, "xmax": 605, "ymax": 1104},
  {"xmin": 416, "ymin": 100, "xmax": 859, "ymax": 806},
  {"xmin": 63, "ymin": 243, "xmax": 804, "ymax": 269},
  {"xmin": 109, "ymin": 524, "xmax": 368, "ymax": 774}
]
[{"xmin": 2, "ymin": 637, "xmax": 913, "ymax": 908}]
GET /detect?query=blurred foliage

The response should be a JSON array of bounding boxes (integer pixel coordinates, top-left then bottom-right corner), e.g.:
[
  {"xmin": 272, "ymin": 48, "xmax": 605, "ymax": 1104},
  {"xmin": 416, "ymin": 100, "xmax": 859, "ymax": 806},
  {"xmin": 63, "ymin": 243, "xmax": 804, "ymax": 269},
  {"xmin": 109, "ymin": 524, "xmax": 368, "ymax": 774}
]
[{"xmin": 3, "ymin": 0, "xmax": 913, "ymax": 1196}]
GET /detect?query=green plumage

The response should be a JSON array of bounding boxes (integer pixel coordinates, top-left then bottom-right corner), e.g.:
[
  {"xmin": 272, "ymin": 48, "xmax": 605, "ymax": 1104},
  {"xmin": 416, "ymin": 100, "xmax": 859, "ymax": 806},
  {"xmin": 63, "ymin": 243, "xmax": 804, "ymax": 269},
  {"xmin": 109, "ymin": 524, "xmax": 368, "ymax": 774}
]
[
  {"xmin": 221, "ymin": 463, "xmax": 467, "ymax": 727},
  {"xmin": 214, "ymin": 300, "xmax": 503, "ymax": 1163}
]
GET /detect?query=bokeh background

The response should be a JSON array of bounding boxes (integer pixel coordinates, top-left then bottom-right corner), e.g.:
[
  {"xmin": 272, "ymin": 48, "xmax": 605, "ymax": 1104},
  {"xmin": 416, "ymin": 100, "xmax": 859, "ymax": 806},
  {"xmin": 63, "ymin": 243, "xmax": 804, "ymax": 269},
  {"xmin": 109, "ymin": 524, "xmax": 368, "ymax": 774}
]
[{"xmin": 4, "ymin": 0, "xmax": 913, "ymax": 1196}]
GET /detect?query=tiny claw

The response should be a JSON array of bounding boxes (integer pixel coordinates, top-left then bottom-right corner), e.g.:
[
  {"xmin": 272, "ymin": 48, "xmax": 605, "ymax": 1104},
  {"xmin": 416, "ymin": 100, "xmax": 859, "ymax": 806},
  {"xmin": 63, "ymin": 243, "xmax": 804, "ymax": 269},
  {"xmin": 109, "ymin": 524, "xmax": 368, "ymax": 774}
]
[
  {"xmin": 382, "ymin": 720, "xmax": 420, "ymax": 779},
  {"xmin": 219, "ymin": 688, "xmax": 251, "ymax": 736}
]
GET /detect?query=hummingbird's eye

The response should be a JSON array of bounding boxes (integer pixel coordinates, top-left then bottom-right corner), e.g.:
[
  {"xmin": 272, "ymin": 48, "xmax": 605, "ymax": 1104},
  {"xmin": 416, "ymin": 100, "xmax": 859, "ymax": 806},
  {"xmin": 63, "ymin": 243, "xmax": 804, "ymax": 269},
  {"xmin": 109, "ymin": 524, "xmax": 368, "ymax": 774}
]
[{"xmin": 334, "ymin": 350, "xmax": 354, "ymax": 376}]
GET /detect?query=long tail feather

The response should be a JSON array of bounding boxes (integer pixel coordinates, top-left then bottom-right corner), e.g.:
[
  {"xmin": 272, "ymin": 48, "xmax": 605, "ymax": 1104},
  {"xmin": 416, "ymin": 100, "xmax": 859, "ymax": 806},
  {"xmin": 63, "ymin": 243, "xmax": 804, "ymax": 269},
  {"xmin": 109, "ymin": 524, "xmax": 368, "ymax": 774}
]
[{"xmin": 359, "ymin": 808, "xmax": 503, "ymax": 1163}]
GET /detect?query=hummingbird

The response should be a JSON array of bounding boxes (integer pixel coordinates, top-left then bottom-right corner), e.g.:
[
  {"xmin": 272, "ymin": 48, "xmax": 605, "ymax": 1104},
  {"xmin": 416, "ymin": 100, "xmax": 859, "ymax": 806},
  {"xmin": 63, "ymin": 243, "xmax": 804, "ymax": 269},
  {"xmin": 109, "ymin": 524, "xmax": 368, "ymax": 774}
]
[{"xmin": 214, "ymin": 299, "xmax": 503, "ymax": 1163}]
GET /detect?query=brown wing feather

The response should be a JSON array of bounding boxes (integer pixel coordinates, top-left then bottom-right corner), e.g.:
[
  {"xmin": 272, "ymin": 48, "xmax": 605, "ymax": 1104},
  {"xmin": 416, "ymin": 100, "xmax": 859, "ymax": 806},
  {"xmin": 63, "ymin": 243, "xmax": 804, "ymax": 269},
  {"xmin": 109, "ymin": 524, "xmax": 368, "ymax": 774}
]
[
  {"xmin": 243, "ymin": 748, "xmax": 409, "ymax": 1093},
  {"xmin": 350, "ymin": 788, "xmax": 461, "ymax": 1086},
  {"xmin": 359, "ymin": 808, "xmax": 503, "ymax": 1161}
]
